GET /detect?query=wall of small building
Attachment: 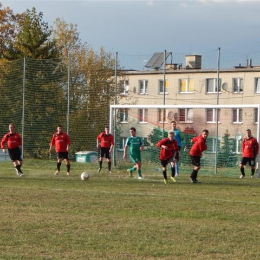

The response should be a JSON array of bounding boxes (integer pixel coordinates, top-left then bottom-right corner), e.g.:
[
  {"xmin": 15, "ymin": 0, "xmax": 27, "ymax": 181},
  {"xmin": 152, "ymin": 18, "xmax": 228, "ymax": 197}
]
[{"xmin": 116, "ymin": 68, "xmax": 260, "ymax": 141}]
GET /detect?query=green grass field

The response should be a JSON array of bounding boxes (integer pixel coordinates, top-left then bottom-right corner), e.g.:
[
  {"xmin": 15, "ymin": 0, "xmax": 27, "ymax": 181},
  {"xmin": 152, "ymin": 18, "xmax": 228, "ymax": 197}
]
[{"xmin": 0, "ymin": 159, "xmax": 260, "ymax": 260}]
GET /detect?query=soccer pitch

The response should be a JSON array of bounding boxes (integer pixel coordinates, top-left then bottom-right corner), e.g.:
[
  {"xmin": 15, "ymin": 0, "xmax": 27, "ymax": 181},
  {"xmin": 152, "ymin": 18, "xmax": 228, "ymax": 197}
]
[{"xmin": 0, "ymin": 159, "xmax": 260, "ymax": 260}]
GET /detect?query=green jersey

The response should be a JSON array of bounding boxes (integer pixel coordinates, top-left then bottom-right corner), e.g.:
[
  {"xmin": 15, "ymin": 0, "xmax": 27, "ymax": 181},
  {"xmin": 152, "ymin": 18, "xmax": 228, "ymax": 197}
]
[{"xmin": 125, "ymin": 136, "xmax": 144, "ymax": 162}]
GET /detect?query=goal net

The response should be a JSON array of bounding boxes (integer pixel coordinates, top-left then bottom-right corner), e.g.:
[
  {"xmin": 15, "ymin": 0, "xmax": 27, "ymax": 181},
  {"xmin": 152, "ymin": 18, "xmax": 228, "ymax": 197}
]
[{"xmin": 110, "ymin": 104, "xmax": 260, "ymax": 177}]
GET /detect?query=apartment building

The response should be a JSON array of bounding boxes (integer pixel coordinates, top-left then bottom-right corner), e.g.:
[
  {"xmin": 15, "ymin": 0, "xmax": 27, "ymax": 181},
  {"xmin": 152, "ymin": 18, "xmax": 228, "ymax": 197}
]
[{"xmin": 115, "ymin": 54, "xmax": 260, "ymax": 152}]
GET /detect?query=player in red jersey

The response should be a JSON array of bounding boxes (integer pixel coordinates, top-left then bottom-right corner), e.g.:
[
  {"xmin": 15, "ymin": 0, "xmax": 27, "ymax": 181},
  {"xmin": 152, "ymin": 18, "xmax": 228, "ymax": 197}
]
[
  {"xmin": 96, "ymin": 126, "xmax": 114, "ymax": 173},
  {"xmin": 49, "ymin": 124, "xmax": 71, "ymax": 176},
  {"xmin": 157, "ymin": 131, "xmax": 179, "ymax": 184},
  {"xmin": 189, "ymin": 129, "xmax": 209, "ymax": 183},
  {"xmin": 239, "ymin": 129, "xmax": 259, "ymax": 179},
  {"xmin": 1, "ymin": 123, "xmax": 24, "ymax": 177}
]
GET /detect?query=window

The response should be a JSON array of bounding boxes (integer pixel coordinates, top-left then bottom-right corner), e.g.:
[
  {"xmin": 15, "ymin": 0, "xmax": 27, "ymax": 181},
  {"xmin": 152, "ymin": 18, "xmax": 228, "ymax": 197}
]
[
  {"xmin": 118, "ymin": 109, "xmax": 128, "ymax": 123},
  {"xmin": 232, "ymin": 108, "xmax": 242, "ymax": 123},
  {"xmin": 179, "ymin": 108, "xmax": 193, "ymax": 123},
  {"xmin": 254, "ymin": 108, "xmax": 258, "ymax": 123},
  {"xmin": 158, "ymin": 109, "xmax": 167, "ymax": 123},
  {"xmin": 139, "ymin": 80, "xmax": 148, "ymax": 94},
  {"xmin": 119, "ymin": 80, "xmax": 129, "ymax": 95},
  {"xmin": 232, "ymin": 78, "xmax": 243, "ymax": 93},
  {"xmin": 206, "ymin": 109, "xmax": 220, "ymax": 123},
  {"xmin": 179, "ymin": 78, "xmax": 194, "ymax": 93},
  {"xmin": 158, "ymin": 79, "xmax": 169, "ymax": 94},
  {"xmin": 255, "ymin": 78, "xmax": 260, "ymax": 93},
  {"xmin": 206, "ymin": 78, "xmax": 221, "ymax": 93},
  {"xmin": 138, "ymin": 109, "xmax": 148, "ymax": 123}
]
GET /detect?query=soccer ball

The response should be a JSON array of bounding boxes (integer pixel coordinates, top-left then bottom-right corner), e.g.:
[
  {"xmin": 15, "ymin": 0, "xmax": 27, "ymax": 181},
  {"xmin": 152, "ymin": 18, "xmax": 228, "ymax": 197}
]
[{"xmin": 80, "ymin": 172, "xmax": 89, "ymax": 180}]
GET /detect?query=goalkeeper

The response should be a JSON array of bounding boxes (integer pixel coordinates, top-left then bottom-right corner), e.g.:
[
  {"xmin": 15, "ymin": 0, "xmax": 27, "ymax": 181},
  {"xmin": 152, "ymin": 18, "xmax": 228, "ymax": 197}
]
[{"xmin": 170, "ymin": 121, "xmax": 183, "ymax": 176}]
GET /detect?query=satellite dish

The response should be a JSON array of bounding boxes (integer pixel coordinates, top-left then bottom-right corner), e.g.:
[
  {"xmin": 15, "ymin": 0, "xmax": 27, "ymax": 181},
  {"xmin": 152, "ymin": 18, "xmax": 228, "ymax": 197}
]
[
  {"xmin": 167, "ymin": 111, "xmax": 174, "ymax": 120},
  {"xmin": 222, "ymin": 82, "xmax": 228, "ymax": 91}
]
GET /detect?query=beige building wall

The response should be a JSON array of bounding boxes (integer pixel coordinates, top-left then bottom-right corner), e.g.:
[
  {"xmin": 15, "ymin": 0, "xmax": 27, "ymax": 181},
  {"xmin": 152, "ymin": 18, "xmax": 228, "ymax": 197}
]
[{"xmin": 117, "ymin": 67, "xmax": 260, "ymax": 140}]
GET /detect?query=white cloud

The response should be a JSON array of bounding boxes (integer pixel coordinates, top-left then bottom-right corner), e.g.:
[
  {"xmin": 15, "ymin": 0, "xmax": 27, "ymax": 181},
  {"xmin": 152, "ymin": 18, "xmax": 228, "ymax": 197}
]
[{"xmin": 145, "ymin": 0, "xmax": 155, "ymax": 6}]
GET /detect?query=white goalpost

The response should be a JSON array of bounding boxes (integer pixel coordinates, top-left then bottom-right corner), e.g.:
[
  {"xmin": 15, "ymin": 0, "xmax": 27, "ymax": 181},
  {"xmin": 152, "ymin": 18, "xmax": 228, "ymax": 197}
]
[{"xmin": 110, "ymin": 104, "xmax": 260, "ymax": 176}]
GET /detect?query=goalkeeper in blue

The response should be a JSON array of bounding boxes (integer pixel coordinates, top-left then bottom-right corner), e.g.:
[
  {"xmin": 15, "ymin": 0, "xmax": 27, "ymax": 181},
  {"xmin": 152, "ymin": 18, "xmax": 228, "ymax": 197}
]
[{"xmin": 171, "ymin": 120, "xmax": 183, "ymax": 176}]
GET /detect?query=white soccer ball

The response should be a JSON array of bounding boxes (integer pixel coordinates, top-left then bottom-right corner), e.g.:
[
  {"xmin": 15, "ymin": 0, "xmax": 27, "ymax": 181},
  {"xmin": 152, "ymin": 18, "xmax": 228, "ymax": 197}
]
[{"xmin": 81, "ymin": 172, "xmax": 89, "ymax": 180}]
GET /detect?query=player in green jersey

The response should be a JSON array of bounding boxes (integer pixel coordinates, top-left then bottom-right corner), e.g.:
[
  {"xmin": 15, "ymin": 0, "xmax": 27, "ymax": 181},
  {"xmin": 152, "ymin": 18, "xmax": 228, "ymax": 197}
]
[{"xmin": 123, "ymin": 127, "xmax": 144, "ymax": 179}]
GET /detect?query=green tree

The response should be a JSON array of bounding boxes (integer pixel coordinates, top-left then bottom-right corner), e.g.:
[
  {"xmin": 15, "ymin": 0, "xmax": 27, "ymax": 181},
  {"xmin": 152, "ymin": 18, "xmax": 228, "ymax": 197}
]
[
  {"xmin": 0, "ymin": 6, "xmax": 123, "ymax": 158},
  {"xmin": 0, "ymin": 6, "xmax": 64, "ymax": 157},
  {"xmin": 12, "ymin": 7, "xmax": 58, "ymax": 59},
  {"xmin": 148, "ymin": 127, "xmax": 168, "ymax": 146},
  {"xmin": 217, "ymin": 130, "xmax": 237, "ymax": 167},
  {"xmin": 23, "ymin": 58, "xmax": 67, "ymax": 158},
  {"xmin": 0, "ymin": 60, "xmax": 23, "ymax": 137}
]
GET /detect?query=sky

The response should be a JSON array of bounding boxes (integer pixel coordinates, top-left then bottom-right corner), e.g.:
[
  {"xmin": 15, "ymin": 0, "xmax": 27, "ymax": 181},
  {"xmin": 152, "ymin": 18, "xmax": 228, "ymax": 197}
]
[{"xmin": 2, "ymin": 0, "xmax": 260, "ymax": 69}]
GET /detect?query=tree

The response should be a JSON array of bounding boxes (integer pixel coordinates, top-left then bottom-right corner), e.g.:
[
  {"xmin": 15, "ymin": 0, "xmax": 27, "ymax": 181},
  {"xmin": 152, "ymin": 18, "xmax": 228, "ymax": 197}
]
[
  {"xmin": 52, "ymin": 18, "xmax": 91, "ymax": 112},
  {"xmin": 217, "ymin": 130, "xmax": 237, "ymax": 167},
  {"xmin": 0, "ymin": 6, "xmax": 123, "ymax": 157},
  {"xmin": 0, "ymin": 6, "xmax": 64, "ymax": 157},
  {"xmin": 1, "ymin": 5, "xmax": 59, "ymax": 60},
  {"xmin": 0, "ymin": 59, "xmax": 24, "ymax": 138},
  {"xmin": 148, "ymin": 127, "xmax": 168, "ymax": 146},
  {"xmin": 0, "ymin": 3, "xmax": 22, "ymax": 59},
  {"xmin": 52, "ymin": 18, "xmax": 118, "ymax": 152},
  {"xmin": 14, "ymin": 7, "xmax": 59, "ymax": 59}
]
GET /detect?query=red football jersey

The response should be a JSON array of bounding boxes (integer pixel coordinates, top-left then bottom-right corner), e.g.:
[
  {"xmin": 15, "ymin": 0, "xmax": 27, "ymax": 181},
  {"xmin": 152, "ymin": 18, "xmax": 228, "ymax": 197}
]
[
  {"xmin": 189, "ymin": 135, "xmax": 207, "ymax": 157},
  {"xmin": 1, "ymin": 132, "xmax": 22, "ymax": 149},
  {"xmin": 97, "ymin": 132, "xmax": 114, "ymax": 148},
  {"xmin": 242, "ymin": 137, "xmax": 259, "ymax": 158},
  {"xmin": 50, "ymin": 132, "xmax": 70, "ymax": 152},
  {"xmin": 157, "ymin": 138, "xmax": 178, "ymax": 160}
]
